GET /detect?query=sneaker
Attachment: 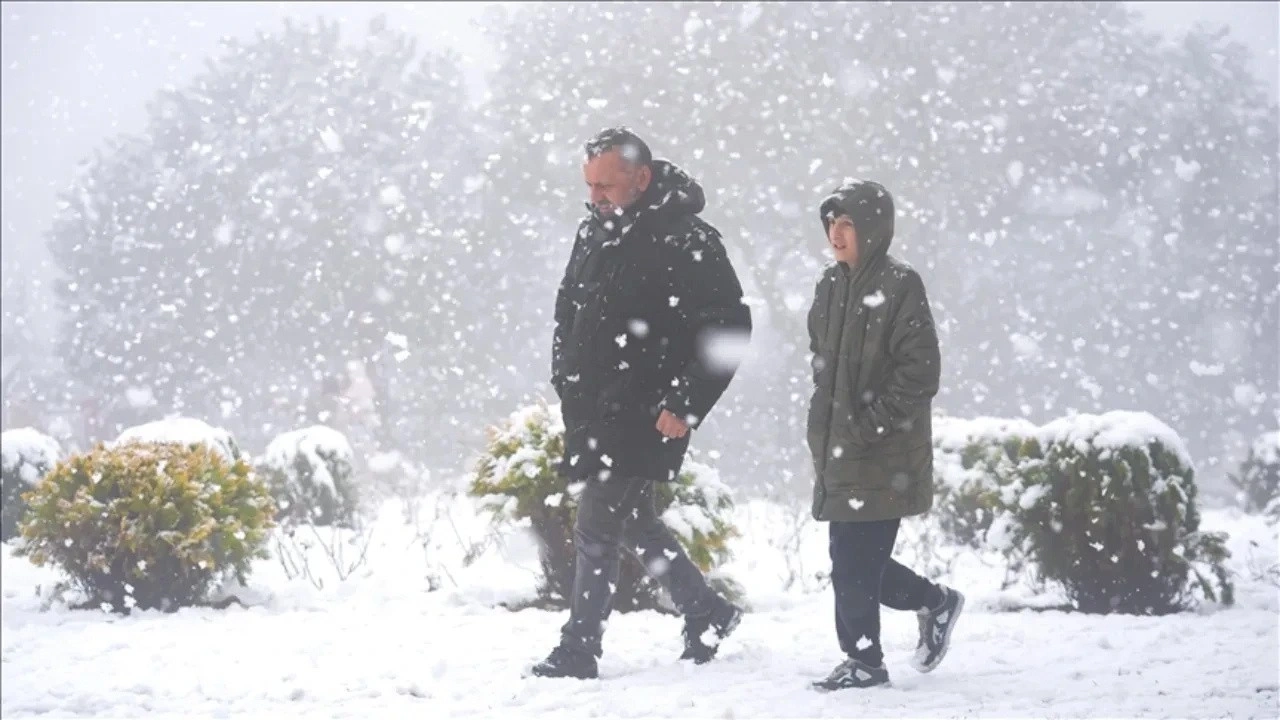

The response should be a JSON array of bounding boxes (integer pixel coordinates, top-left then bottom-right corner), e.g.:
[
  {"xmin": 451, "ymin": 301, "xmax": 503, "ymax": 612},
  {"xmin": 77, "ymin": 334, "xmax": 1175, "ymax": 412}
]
[
  {"xmin": 811, "ymin": 657, "xmax": 890, "ymax": 691},
  {"xmin": 680, "ymin": 601, "xmax": 743, "ymax": 664},
  {"xmin": 527, "ymin": 644, "xmax": 599, "ymax": 680},
  {"xmin": 911, "ymin": 586, "xmax": 965, "ymax": 673}
]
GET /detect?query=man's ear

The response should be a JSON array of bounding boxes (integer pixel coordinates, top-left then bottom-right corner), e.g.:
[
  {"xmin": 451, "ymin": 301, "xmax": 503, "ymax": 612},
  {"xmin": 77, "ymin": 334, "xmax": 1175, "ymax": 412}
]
[{"xmin": 636, "ymin": 163, "xmax": 653, "ymax": 192}]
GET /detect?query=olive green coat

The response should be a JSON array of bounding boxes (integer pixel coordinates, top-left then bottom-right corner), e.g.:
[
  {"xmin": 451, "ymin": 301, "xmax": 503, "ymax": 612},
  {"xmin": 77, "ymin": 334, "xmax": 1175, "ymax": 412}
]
[{"xmin": 806, "ymin": 182, "xmax": 941, "ymax": 522}]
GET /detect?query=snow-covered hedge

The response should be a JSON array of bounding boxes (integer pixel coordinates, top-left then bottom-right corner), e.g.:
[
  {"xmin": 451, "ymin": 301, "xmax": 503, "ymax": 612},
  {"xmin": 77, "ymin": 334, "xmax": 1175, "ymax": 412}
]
[
  {"xmin": 15, "ymin": 441, "xmax": 274, "ymax": 612},
  {"xmin": 1, "ymin": 428, "xmax": 63, "ymax": 541},
  {"xmin": 1020, "ymin": 411, "xmax": 1232, "ymax": 614},
  {"xmin": 929, "ymin": 411, "xmax": 1232, "ymax": 614},
  {"xmin": 468, "ymin": 400, "xmax": 739, "ymax": 612},
  {"xmin": 112, "ymin": 417, "xmax": 243, "ymax": 464},
  {"xmin": 932, "ymin": 416, "xmax": 1041, "ymax": 550},
  {"xmin": 1230, "ymin": 430, "xmax": 1279, "ymax": 517},
  {"xmin": 258, "ymin": 426, "xmax": 359, "ymax": 528}
]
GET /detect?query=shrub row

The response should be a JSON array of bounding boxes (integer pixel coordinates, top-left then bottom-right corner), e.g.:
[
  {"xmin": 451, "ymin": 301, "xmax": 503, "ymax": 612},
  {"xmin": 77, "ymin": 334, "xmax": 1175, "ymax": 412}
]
[
  {"xmin": 4, "ymin": 405, "xmax": 1267, "ymax": 617},
  {"xmin": 1, "ymin": 419, "xmax": 360, "ymax": 612}
]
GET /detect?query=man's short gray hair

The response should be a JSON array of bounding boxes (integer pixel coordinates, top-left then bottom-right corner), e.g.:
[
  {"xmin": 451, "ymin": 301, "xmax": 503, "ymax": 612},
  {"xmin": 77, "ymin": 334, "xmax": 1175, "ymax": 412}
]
[{"xmin": 584, "ymin": 126, "xmax": 653, "ymax": 168}]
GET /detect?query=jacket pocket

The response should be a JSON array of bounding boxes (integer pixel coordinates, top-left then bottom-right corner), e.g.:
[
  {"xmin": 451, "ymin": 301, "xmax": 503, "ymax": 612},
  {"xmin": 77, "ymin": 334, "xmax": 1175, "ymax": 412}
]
[
  {"xmin": 866, "ymin": 442, "xmax": 933, "ymax": 496},
  {"xmin": 825, "ymin": 440, "xmax": 931, "ymax": 495},
  {"xmin": 832, "ymin": 417, "xmax": 917, "ymax": 460},
  {"xmin": 596, "ymin": 376, "xmax": 632, "ymax": 419},
  {"xmin": 596, "ymin": 376, "xmax": 663, "ymax": 435}
]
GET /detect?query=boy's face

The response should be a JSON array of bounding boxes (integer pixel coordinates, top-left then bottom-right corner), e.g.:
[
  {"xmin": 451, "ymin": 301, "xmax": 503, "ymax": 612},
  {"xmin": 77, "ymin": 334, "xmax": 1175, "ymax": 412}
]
[{"xmin": 827, "ymin": 215, "xmax": 858, "ymax": 266}]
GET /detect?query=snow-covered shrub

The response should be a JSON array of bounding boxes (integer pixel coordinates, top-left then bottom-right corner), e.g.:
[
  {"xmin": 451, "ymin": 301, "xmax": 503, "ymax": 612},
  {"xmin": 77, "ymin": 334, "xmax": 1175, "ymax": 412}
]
[
  {"xmin": 1017, "ymin": 411, "xmax": 1232, "ymax": 614},
  {"xmin": 893, "ymin": 416, "xmax": 1046, "ymax": 589},
  {"xmin": 264, "ymin": 430, "xmax": 372, "ymax": 592},
  {"xmin": 662, "ymin": 461, "xmax": 738, "ymax": 571},
  {"xmin": 1229, "ymin": 430, "xmax": 1279, "ymax": 517},
  {"xmin": 112, "ymin": 417, "xmax": 243, "ymax": 464},
  {"xmin": 931, "ymin": 416, "xmax": 1041, "ymax": 549},
  {"xmin": 0, "ymin": 428, "xmax": 63, "ymax": 541},
  {"xmin": 15, "ymin": 442, "xmax": 274, "ymax": 612},
  {"xmin": 468, "ymin": 399, "xmax": 739, "ymax": 612},
  {"xmin": 258, "ymin": 426, "xmax": 359, "ymax": 528}
]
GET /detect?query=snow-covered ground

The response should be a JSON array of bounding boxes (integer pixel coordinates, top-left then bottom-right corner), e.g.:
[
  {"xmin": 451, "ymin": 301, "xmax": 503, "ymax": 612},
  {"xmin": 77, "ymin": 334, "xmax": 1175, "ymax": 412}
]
[{"xmin": 2, "ymin": 493, "xmax": 1277, "ymax": 719}]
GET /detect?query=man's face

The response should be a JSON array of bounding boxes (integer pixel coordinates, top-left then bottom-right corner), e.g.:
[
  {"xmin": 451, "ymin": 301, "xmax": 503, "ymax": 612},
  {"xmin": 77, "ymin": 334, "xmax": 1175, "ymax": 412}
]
[
  {"xmin": 583, "ymin": 149, "xmax": 651, "ymax": 216},
  {"xmin": 827, "ymin": 215, "xmax": 859, "ymax": 265}
]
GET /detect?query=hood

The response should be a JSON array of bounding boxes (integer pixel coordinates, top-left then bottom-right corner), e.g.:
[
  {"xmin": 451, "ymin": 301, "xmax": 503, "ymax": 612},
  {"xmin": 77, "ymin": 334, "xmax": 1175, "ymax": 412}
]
[
  {"xmin": 636, "ymin": 159, "xmax": 706, "ymax": 218},
  {"xmin": 819, "ymin": 179, "xmax": 895, "ymax": 271},
  {"xmin": 587, "ymin": 159, "xmax": 706, "ymax": 227}
]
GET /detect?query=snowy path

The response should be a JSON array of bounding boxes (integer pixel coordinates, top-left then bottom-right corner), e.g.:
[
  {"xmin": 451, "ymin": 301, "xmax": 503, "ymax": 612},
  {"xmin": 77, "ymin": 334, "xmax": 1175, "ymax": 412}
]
[
  {"xmin": 3, "ymin": 591, "xmax": 1276, "ymax": 718},
  {"xmin": 3, "ymin": 501, "xmax": 1277, "ymax": 718}
]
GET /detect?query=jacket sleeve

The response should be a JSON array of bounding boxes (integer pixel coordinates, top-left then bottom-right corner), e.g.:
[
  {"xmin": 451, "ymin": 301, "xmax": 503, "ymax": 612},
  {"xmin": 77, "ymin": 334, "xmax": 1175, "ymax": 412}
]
[
  {"xmin": 661, "ymin": 228, "xmax": 753, "ymax": 429},
  {"xmin": 551, "ymin": 224, "xmax": 588, "ymax": 397},
  {"xmin": 856, "ymin": 269, "xmax": 941, "ymax": 442}
]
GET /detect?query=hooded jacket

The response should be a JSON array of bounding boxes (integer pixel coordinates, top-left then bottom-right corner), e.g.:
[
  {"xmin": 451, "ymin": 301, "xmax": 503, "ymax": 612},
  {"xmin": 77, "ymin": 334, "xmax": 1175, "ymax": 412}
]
[
  {"xmin": 552, "ymin": 159, "xmax": 752, "ymax": 482},
  {"xmin": 806, "ymin": 180, "xmax": 940, "ymax": 522}
]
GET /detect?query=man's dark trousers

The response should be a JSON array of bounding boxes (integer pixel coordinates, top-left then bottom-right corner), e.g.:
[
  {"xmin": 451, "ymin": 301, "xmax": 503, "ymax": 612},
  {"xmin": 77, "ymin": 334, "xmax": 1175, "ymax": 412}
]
[{"xmin": 560, "ymin": 474, "xmax": 721, "ymax": 657}]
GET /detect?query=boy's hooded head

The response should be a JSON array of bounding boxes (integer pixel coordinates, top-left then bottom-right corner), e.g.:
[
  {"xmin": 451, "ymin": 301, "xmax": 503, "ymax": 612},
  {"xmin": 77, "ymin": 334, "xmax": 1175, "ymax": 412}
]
[{"xmin": 819, "ymin": 180, "xmax": 895, "ymax": 267}]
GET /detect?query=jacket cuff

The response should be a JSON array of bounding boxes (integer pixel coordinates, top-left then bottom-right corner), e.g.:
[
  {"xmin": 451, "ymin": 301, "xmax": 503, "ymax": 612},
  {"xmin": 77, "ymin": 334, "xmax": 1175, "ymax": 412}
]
[{"xmin": 661, "ymin": 384, "xmax": 706, "ymax": 429}]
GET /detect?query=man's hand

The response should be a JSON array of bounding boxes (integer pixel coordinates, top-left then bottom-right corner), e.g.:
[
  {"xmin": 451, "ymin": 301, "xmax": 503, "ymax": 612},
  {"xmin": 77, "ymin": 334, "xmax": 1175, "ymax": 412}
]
[{"xmin": 655, "ymin": 409, "xmax": 690, "ymax": 439}]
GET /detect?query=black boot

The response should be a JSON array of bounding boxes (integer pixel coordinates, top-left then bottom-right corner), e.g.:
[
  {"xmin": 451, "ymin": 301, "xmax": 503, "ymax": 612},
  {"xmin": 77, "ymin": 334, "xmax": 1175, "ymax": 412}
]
[
  {"xmin": 911, "ymin": 586, "xmax": 965, "ymax": 673},
  {"xmin": 528, "ymin": 644, "xmax": 599, "ymax": 680},
  {"xmin": 811, "ymin": 657, "xmax": 890, "ymax": 691},
  {"xmin": 680, "ymin": 600, "xmax": 743, "ymax": 664}
]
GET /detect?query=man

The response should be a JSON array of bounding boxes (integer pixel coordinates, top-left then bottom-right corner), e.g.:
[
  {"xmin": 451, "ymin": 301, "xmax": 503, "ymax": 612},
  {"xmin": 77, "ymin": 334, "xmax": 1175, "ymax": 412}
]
[
  {"xmin": 530, "ymin": 127, "xmax": 752, "ymax": 680},
  {"xmin": 805, "ymin": 179, "xmax": 964, "ymax": 691}
]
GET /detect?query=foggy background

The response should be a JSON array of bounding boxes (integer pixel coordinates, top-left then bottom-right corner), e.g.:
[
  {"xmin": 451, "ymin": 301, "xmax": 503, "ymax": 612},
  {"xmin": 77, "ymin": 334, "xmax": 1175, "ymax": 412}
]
[{"xmin": 2, "ymin": 1, "xmax": 1277, "ymax": 503}]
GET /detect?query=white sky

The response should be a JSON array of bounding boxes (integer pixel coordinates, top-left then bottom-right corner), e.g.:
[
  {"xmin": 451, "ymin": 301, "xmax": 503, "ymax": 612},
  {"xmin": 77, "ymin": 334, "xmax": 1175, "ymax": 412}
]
[{"xmin": 1, "ymin": 1, "xmax": 1276, "ymax": 291}]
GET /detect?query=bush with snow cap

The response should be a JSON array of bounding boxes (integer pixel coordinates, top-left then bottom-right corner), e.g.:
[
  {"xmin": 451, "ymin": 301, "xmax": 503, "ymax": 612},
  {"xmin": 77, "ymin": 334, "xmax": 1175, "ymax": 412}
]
[
  {"xmin": 931, "ymin": 415, "xmax": 1042, "ymax": 550},
  {"xmin": 1229, "ymin": 430, "xmax": 1279, "ymax": 517},
  {"xmin": 1016, "ymin": 411, "xmax": 1232, "ymax": 614},
  {"xmin": 112, "ymin": 417, "xmax": 243, "ymax": 464},
  {"xmin": 1, "ymin": 428, "xmax": 63, "ymax": 541},
  {"xmin": 15, "ymin": 441, "xmax": 274, "ymax": 612},
  {"xmin": 468, "ymin": 399, "xmax": 740, "ymax": 612},
  {"xmin": 258, "ymin": 425, "xmax": 359, "ymax": 528}
]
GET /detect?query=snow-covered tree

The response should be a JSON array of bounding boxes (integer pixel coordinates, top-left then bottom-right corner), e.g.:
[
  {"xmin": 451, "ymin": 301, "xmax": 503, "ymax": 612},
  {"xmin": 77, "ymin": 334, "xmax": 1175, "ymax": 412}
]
[
  {"xmin": 481, "ymin": 2, "xmax": 1278, "ymax": 491},
  {"xmin": 50, "ymin": 17, "xmax": 489, "ymax": 465}
]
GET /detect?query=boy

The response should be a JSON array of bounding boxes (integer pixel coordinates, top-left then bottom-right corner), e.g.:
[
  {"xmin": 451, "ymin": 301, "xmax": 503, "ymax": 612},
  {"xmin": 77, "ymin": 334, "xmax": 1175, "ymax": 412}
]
[{"xmin": 805, "ymin": 180, "xmax": 964, "ymax": 691}]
